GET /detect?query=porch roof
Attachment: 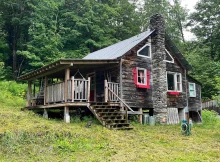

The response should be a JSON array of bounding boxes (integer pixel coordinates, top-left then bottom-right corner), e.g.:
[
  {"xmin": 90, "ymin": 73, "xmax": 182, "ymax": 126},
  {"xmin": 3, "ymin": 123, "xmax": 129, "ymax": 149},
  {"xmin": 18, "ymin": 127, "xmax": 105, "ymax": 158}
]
[{"xmin": 18, "ymin": 59, "xmax": 119, "ymax": 80}]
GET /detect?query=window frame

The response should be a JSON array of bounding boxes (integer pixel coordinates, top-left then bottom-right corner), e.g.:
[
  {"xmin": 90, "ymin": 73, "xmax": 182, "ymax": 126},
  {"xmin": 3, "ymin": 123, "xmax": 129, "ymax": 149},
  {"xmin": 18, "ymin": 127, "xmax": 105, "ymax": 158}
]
[
  {"xmin": 137, "ymin": 67, "xmax": 147, "ymax": 85},
  {"xmin": 137, "ymin": 43, "xmax": 151, "ymax": 58},
  {"xmin": 189, "ymin": 82, "xmax": 196, "ymax": 97},
  {"xmin": 166, "ymin": 72, "xmax": 182, "ymax": 92},
  {"xmin": 164, "ymin": 49, "xmax": 174, "ymax": 63}
]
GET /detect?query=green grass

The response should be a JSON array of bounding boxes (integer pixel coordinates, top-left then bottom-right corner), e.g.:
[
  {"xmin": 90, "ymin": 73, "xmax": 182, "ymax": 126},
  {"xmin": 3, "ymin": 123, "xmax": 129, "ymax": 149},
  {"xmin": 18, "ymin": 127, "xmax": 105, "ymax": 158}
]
[
  {"xmin": 0, "ymin": 81, "xmax": 220, "ymax": 161},
  {"xmin": 0, "ymin": 104, "xmax": 220, "ymax": 162}
]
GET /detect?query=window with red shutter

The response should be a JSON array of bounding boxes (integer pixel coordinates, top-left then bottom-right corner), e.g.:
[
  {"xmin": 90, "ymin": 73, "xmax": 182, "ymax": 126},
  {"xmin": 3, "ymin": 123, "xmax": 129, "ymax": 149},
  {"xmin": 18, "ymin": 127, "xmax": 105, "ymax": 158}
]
[{"xmin": 132, "ymin": 67, "xmax": 150, "ymax": 89}]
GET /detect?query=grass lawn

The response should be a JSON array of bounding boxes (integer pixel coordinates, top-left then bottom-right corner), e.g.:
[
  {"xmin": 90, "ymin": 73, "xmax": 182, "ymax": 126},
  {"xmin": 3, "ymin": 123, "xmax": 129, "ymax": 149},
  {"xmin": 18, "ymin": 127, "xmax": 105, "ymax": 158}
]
[{"xmin": 0, "ymin": 105, "xmax": 220, "ymax": 162}]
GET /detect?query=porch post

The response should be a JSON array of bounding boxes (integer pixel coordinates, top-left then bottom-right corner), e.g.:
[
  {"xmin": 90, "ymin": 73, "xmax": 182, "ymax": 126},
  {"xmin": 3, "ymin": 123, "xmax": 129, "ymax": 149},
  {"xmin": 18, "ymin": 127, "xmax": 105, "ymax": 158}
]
[
  {"xmin": 65, "ymin": 68, "xmax": 70, "ymax": 102},
  {"xmin": 44, "ymin": 76, "xmax": 48, "ymax": 105},
  {"xmin": 43, "ymin": 108, "xmax": 48, "ymax": 119},
  {"xmin": 64, "ymin": 106, "xmax": 70, "ymax": 123},
  {"xmin": 87, "ymin": 77, "xmax": 90, "ymax": 102},
  {"xmin": 139, "ymin": 108, "xmax": 143, "ymax": 124},
  {"xmin": 27, "ymin": 80, "xmax": 32, "ymax": 106},
  {"xmin": 71, "ymin": 76, "xmax": 74, "ymax": 102},
  {"xmin": 104, "ymin": 80, "xmax": 108, "ymax": 102}
]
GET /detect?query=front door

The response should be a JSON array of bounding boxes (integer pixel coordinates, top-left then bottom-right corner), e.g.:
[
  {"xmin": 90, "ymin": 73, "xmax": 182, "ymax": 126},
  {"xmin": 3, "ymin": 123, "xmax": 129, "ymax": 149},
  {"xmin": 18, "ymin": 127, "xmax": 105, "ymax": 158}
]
[{"xmin": 87, "ymin": 72, "xmax": 96, "ymax": 102}]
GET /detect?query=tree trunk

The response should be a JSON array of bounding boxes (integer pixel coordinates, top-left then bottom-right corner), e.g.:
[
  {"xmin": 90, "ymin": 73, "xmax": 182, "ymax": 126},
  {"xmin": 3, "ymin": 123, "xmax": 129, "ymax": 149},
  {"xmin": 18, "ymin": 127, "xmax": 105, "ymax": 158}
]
[{"xmin": 13, "ymin": 35, "xmax": 17, "ymax": 80}]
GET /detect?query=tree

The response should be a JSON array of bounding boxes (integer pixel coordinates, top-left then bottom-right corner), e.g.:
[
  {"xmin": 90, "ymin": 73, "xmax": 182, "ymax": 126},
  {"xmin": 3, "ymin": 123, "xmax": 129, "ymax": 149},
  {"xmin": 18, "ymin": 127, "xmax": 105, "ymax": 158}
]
[
  {"xmin": 189, "ymin": 0, "xmax": 220, "ymax": 60},
  {"xmin": 138, "ymin": 0, "xmax": 187, "ymax": 45},
  {"xmin": 0, "ymin": 0, "xmax": 33, "ymax": 79}
]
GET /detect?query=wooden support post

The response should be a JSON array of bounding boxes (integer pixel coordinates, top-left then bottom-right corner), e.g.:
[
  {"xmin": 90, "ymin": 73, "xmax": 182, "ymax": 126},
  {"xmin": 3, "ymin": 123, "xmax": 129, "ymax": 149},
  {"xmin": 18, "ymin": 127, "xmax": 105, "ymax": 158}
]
[
  {"xmin": 64, "ymin": 106, "xmax": 70, "ymax": 123},
  {"xmin": 43, "ymin": 109, "xmax": 48, "ymax": 119},
  {"xmin": 139, "ymin": 108, "xmax": 143, "ymax": 124},
  {"xmin": 87, "ymin": 77, "xmax": 90, "ymax": 102},
  {"xmin": 104, "ymin": 80, "xmax": 108, "ymax": 102},
  {"xmin": 65, "ymin": 68, "xmax": 70, "ymax": 102},
  {"xmin": 71, "ymin": 76, "xmax": 74, "ymax": 102},
  {"xmin": 44, "ymin": 76, "xmax": 48, "ymax": 105},
  {"xmin": 27, "ymin": 80, "xmax": 32, "ymax": 106},
  {"xmin": 33, "ymin": 82, "xmax": 36, "ymax": 98}
]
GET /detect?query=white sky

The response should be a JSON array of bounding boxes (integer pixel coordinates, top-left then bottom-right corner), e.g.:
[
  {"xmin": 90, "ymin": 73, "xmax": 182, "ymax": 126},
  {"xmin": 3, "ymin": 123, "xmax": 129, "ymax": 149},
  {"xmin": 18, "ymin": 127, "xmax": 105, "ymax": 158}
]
[{"xmin": 180, "ymin": 0, "xmax": 199, "ymax": 40}]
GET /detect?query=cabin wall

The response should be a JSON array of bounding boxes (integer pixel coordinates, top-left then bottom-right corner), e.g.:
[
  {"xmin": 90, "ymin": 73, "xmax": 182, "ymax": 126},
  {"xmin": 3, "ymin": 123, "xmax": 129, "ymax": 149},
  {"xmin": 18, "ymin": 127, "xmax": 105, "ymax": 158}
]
[
  {"xmin": 166, "ymin": 61, "xmax": 187, "ymax": 109},
  {"xmin": 121, "ymin": 40, "xmax": 153, "ymax": 108},
  {"xmin": 187, "ymin": 78, "xmax": 202, "ymax": 112}
]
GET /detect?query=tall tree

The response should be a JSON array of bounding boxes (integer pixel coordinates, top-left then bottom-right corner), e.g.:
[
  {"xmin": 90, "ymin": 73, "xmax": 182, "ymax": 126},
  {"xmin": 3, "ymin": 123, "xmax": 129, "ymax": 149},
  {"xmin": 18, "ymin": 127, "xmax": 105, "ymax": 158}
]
[
  {"xmin": 138, "ymin": 0, "xmax": 187, "ymax": 44},
  {"xmin": 189, "ymin": 0, "xmax": 220, "ymax": 59},
  {"xmin": 0, "ymin": 0, "xmax": 32, "ymax": 79}
]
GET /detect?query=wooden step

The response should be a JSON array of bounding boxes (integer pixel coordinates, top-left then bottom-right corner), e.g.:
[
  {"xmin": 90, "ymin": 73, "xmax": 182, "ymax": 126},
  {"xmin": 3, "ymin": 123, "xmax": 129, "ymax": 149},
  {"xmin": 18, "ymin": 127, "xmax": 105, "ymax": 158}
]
[
  {"xmin": 88, "ymin": 102, "xmax": 132, "ymax": 130},
  {"xmin": 102, "ymin": 115, "xmax": 122, "ymax": 120},
  {"xmin": 111, "ymin": 127, "xmax": 133, "ymax": 130},
  {"xmin": 92, "ymin": 105, "xmax": 120, "ymax": 109},
  {"xmin": 98, "ymin": 112, "xmax": 121, "ymax": 116},
  {"xmin": 105, "ymin": 119, "xmax": 126, "ymax": 123}
]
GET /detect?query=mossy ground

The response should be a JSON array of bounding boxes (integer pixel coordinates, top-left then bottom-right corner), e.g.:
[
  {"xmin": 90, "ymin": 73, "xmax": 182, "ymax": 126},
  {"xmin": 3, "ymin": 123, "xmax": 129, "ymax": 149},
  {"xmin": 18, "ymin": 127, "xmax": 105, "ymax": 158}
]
[{"xmin": 0, "ymin": 105, "xmax": 220, "ymax": 162}]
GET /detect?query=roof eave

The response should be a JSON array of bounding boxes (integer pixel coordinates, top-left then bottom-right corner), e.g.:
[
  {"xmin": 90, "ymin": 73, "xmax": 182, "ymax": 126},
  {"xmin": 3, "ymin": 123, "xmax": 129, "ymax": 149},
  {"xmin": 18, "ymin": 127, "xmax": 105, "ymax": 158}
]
[{"xmin": 18, "ymin": 59, "xmax": 119, "ymax": 80}]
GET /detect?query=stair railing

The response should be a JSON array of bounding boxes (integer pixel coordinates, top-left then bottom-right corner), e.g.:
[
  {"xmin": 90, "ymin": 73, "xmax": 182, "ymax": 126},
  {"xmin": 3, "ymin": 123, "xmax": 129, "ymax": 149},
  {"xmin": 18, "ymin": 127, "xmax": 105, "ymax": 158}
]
[{"xmin": 104, "ymin": 80, "xmax": 134, "ymax": 122}]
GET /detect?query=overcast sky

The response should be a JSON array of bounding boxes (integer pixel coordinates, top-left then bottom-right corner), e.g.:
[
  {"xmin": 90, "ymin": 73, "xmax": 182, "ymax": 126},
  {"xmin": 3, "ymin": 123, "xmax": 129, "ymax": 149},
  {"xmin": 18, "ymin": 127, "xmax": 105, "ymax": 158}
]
[{"xmin": 180, "ymin": 0, "xmax": 199, "ymax": 40}]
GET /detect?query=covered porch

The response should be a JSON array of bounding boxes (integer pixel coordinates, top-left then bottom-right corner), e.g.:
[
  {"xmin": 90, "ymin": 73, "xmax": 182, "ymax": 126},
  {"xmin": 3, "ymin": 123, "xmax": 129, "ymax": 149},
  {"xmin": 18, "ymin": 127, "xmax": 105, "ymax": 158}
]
[{"xmin": 19, "ymin": 59, "xmax": 121, "ymax": 109}]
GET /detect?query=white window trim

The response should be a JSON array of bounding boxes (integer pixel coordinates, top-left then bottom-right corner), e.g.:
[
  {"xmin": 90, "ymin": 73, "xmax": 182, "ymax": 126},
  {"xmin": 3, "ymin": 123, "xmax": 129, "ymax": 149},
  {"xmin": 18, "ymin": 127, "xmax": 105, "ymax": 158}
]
[
  {"xmin": 137, "ymin": 43, "xmax": 151, "ymax": 58},
  {"xmin": 189, "ymin": 82, "xmax": 196, "ymax": 97},
  {"xmin": 167, "ymin": 72, "xmax": 182, "ymax": 92},
  {"xmin": 164, "ymin": 49, "xmax": 174, "ymax": 63},
  {"xmin": 137, "ymin": 67, "xmax": 147, "ymax": 85}
]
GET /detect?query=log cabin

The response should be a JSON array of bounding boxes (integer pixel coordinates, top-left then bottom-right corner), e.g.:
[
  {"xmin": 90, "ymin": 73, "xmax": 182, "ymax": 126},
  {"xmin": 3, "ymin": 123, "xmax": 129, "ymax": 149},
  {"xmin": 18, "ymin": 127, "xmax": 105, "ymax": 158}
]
[{"xmin": 19, "ymin": 14, "xmax": 202, "ymax": 129}]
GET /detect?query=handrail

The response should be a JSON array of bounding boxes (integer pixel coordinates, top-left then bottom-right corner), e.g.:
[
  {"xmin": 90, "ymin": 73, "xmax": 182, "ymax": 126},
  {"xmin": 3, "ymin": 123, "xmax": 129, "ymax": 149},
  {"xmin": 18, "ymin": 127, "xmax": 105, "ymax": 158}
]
[{"xmin": 105, "ymin": 86, "xmax": 134, "ymax": 112}]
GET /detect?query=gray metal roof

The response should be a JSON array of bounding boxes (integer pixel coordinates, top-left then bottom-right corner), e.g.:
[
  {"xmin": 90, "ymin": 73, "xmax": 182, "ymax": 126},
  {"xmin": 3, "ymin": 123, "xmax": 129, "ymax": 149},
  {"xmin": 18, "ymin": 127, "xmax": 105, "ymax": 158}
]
[{"xmin": 83, "ymin": 30, "xmax": 154, "ymax": 60}]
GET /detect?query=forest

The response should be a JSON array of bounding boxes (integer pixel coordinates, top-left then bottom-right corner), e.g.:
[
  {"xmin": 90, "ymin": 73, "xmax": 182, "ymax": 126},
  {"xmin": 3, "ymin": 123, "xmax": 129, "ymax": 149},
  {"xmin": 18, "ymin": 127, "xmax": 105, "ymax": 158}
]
[{"xmin": 0, "ymin": 0, "xmax": 219, "ymax": 100}]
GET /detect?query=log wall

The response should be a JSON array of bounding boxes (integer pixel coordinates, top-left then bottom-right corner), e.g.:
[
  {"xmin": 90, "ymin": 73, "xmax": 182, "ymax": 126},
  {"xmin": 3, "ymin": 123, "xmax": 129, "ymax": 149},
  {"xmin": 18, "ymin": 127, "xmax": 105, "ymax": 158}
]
[
  {"xmin": 121, "ymin": 39, "xmax": 153, "ymax": 108},
  {"xmin": 166, "ymin": 56, "xmax": 187, "ymax": 109}
]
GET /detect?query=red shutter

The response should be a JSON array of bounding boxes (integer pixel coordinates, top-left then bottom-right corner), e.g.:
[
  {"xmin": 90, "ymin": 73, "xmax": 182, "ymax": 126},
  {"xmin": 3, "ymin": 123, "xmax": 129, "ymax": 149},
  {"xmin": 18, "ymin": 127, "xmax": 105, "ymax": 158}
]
[
  {"xmin": 132, "ymin": 68, "xmax": 137, "ymax": 85},
  {"xmin": 147, "ymin": 70, "xmax": 150, "ymax": 87},
  {"xmin": 133, "ymin": 68, "xmax": 150, "ymax": 89}
]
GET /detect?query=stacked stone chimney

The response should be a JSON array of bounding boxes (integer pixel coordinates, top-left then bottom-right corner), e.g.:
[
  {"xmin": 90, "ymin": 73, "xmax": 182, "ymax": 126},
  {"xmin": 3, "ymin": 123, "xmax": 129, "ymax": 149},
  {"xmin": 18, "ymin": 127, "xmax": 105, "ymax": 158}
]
[{"xmin": 150, "ymin": 14, "xmax": 167, "ymax": 124}]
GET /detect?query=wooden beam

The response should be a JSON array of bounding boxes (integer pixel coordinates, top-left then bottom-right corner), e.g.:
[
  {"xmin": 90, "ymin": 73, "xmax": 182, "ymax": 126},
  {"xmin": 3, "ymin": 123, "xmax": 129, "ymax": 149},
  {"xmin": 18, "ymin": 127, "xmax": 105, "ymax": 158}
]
[
  {"xmin": 120, "ymin": 59, "xmax": 123, "ymax": 107},
  {"xmin": 71, "ymin": 76, "xmax": 74, "ymax": 102},
  {"xmin": 65, "ymin": 68, "xmax": 70, "ymax": 102},
  {"xmin": 87, "ymin": 77, "xmax": 90, "ymax": 102},
  {"xmin": 139, "ymin": 108, "xmax": 143, "ymax": 124},
  {"xmin": 104, "ymin": 80, "xmax": 108, "ymax": 102},
  {"xmin": 64, "ymin": 106, "xmax": 70, "ymax": 123},
  {"xmin": 44, "ymin": 76, "xmax": 48, "ymax": 105},
  {"xmin": 27, "ymin": 80, "xmax": 32, "ymax": 107}
]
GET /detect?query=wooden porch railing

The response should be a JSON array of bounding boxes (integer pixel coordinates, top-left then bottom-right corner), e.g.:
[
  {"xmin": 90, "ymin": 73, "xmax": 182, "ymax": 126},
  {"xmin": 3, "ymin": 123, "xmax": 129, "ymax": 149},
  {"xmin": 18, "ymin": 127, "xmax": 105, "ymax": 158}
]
[
  {"xmin": 67, "ymin": 77, "xmax": 90, "ymax": 102},
  {"xmin": 202, "ymin": 100, "xmax": 218, "ymax": 109},
  {"xmin": 104, "ymin": 80, "xmax": 134, "ymax": 122},
  {"xmin": 46, "ymin": 77, "xmax": 90, "ymax": 104},
  {"xmin": 46, "ymin": 82, "xmax": 65, "ymax": 103},
  {"xmin": 105, "ymin": 81, "xmax": 120, "ymax": 102}
]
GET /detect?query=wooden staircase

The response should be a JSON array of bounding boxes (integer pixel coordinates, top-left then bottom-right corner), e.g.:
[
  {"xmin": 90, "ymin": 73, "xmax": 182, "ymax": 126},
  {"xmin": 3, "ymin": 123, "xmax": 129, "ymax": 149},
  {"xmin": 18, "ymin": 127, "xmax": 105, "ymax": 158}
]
[{"xmin": 88, "ymin": 102, "xmax": 133, "ymax": 130}]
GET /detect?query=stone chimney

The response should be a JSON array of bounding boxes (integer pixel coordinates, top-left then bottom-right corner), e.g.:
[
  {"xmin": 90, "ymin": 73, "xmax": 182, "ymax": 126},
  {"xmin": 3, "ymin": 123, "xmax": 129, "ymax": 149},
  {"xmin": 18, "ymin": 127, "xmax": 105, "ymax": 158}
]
[{"xmin": 150, "ymin": 14, "xmax": 167, "ymax": 124}]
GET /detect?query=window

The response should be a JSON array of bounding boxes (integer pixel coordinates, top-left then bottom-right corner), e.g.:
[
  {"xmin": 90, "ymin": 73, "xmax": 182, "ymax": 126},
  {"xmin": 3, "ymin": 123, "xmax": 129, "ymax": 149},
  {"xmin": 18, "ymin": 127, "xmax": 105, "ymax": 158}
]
[
  {"xmin": 137, "ymin": 44, "xmax": 151, "ymax": 58},
  {"xmin": 132, "ymin": 67, "xmax": 150, "ymax": 88},
  {"xmin": 137, "ymin": 68, "xmax": 146, "ymax": 84},
  {"xmin": 164, "ymin": 49, "xmax": 174, "ymax": 63},
  {"xmin": 167, "ymin": 72, "xmax": 182, "ymax": 92},
  {"xmin": 189, "ymin": 82, "xmax": 196, "ymax": 97}
]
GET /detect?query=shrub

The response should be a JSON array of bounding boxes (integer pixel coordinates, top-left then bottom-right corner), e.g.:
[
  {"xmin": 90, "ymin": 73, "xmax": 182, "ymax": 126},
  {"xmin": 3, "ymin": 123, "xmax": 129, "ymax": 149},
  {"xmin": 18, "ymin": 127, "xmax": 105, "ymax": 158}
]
[
  {"xmin": 202, "ymin": 110, "xmax": 219, "ymax": 127},
  {"xmin": 0, "ymin": 81, "xmax": 27, "ymax": 107}
]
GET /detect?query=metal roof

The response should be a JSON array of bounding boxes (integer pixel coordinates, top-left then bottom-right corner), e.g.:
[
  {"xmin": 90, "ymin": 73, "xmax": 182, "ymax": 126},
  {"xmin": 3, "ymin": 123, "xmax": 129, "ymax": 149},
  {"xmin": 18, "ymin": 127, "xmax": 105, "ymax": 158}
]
[{"xmin": 83, "ymin": 30, "xmax": 154, "ymax": 60}]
